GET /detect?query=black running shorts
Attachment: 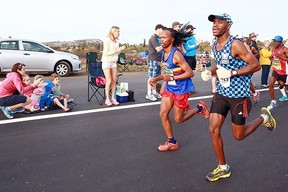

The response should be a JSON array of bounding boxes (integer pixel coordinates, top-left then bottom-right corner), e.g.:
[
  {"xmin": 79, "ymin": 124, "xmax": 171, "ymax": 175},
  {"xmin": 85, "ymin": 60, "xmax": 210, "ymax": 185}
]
[{"xmin": 210, "ymin": 93, "xmax": 252, "ymax": 125}]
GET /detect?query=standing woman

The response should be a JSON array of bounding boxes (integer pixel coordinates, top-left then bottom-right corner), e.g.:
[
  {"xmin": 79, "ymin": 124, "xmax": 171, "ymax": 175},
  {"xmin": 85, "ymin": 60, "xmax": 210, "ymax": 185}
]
[
  {"xmin": 101, "ymin": 26, "xmax": 126, "ymax": 106},
  {"xmin": 260, "ymin": 40, "xmax": 272, "ymax": 87},
  {"xmin": 0, "ymin": 63, "xmax": 42, "ymax": 119}
]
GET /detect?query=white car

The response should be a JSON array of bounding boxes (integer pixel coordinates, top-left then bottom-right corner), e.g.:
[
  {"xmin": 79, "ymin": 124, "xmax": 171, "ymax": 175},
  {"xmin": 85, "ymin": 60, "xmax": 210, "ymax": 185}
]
[{"xmin": 0, "ymin": 38, "xmax": 82, "ymax": 77}]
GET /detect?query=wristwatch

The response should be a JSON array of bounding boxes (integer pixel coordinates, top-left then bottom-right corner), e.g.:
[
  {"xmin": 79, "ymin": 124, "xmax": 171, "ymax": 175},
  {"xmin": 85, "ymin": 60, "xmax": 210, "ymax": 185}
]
[
  {"xmin": 232, "ymin": 70, "xmax": 238, "ymax": 76},
  {"xmin": 170, "ymin": 76, "xmax": 174, "ymax": 81}
]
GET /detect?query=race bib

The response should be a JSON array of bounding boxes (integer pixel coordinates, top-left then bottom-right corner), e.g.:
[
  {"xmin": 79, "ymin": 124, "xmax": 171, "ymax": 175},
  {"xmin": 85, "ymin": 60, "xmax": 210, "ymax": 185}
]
[
  {"xmin": 272, "ymin": 58, "xmax": 281, "ymax": 70},
  {"xmin": 219, "ymin": 77, "xmax": 230, "ymax": 88}
]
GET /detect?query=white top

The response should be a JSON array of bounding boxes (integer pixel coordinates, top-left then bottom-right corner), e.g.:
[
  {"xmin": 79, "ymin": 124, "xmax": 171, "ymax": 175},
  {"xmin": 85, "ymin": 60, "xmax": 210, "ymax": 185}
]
[{"xmin": 101, "ymin": 37, "xmax": 119, "ymax": 62}]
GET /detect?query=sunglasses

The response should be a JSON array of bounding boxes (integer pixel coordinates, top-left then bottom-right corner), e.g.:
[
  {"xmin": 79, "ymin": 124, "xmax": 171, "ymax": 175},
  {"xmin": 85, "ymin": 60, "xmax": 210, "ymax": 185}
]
[{"xmin": 18, "ymin": 63, "xmax": 26, "ymax": 69}]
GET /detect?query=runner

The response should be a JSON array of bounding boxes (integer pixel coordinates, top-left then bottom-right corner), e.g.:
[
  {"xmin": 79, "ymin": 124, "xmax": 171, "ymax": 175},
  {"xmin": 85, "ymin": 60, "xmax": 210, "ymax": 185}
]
[
  {"xmin": 267, "ymin": 36, "xmax": 288, "ymax": 110},
  {"xmin": 203, "ymin": 13, "xmax": 276, "ymax": 181},
  {"xmin": 149, "ymin": 27, "xmax": 210, "ymax": 152}
]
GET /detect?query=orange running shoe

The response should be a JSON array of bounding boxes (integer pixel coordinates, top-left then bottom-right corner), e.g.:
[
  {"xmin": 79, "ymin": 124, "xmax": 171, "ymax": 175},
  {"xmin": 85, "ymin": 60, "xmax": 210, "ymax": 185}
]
[
  {"xmin": 158, "ymin": 141, "xmax": 179, "ymax": 152},
  {"xmin": 198, "ymin": 100, "xmax": 210, "ymax": 119}
]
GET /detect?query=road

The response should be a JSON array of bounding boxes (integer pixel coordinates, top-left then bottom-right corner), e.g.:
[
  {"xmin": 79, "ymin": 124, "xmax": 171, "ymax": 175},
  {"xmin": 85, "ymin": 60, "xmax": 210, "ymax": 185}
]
[{"xmin": 0, "ymin": 71, "xmax": 287, "ymax": 192}]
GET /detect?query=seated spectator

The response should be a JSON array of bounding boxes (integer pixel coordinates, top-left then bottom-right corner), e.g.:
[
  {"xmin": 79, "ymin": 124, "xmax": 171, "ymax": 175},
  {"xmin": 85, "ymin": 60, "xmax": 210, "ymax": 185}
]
[
  {"xmin": 39, "ymin": 73, "xmax": 73, "ymax": 112},
  {"xmin": 0, "ymin": 63, "xmax": 42, "ymax": 119},
  {"xmin": 53, "ymin": 75, "xmax": 74, "ymax": 103},
  {"xmin": 23, "ymin": 75, "xmax": 46, "ymax": 113}
]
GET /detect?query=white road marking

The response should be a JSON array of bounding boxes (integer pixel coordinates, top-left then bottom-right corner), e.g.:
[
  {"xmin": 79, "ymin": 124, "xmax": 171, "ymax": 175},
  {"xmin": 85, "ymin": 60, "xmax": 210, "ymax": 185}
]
[{"xmin": 0, "ymin": 88, "xmax": 271, "ymax": 125}]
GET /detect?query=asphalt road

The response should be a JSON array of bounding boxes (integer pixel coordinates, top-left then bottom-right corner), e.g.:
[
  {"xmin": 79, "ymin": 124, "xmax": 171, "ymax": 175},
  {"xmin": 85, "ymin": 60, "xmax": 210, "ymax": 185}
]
[{"xmin": 0, "ymin": 70, "xmax": 288, "ymax": 192}]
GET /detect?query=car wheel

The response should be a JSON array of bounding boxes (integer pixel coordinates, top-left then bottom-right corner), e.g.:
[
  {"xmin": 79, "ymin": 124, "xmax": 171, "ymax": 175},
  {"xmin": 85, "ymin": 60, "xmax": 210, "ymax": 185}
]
[{"xmin": 55, "ymin": 61, "xmax": 71, "ymax": 77}]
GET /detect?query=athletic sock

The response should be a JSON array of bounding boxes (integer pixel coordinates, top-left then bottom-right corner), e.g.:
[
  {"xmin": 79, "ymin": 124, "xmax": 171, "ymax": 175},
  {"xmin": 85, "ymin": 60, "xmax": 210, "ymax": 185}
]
[
  {"xmin": 168, "ymin": 137, "xmax": 177, "ymax": 144},
  {"xmin": 280, "ymin": 88, "xmax": 287, "ymax": 97},
  {"xmin": 261, "ymin": 114, "xmax": 268, "ymax": 123},
  {"xmin": 152, "ymin": 90, "xmax": 157, "ymax": 94},
  {"xmin": 196, "ymin": 105, "xmax": 203, "ymax": 112},
  {"xmin": 219, "ymin": 164, "xmax": 228, "ymax": 170}
]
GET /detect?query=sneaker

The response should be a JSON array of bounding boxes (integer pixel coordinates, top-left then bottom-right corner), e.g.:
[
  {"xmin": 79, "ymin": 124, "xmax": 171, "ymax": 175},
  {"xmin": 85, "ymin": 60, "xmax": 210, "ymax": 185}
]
[
  {"xmin": 158, "ymin": 141, "xmax": 179, "ymax": 152},
  {"xmin": 253, "ymin": 91, "xmax": 260, "ymax": 103},
  {"xmin": 261, "ymin": 107, "xmax": 276, "ymax": 131},
  {"xmin": 11, "ymin": 107, "xmax": 25, "ymax": 114},
  {"xmin": 153, "ymin": 92, "xmax": 162, "ymax": 99},
  {"xmin": 267, "ymin": 100, "xmax": 278, "ymax": 110},
  {"xmin": 1, "ymin": 107, "xmax": 14, "ymax": 119},
  {"xmin": 279, "ymin": 95, "xmax": 288, "ymax": 102},
  {"xmin": 198, "ymin": 100, "xmax": 210, "ymax": 119},
  {"xmin": 261, "ymin": 84, "xmax": 268, "ymax": 88},
  {"xmin": 105, "ymin": 99, "xmax": 112, "ymax": 106},
  {"xmin": 111, "ymin": 98, "xmax": 119, "ymax": 105},
  {"xmin": 206, "ymin": 165, "xmax": 231, "ymax": 182},
  {"xmin": 146, "ymin": 94, "xmax": 157, "ymax": 101}
]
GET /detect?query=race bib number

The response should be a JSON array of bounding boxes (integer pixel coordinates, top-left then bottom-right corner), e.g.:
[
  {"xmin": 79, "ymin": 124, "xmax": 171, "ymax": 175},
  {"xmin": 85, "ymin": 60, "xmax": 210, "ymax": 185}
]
[{"xmin": 272, "ymin": 58, "xmax": 281, "ymax": 70}]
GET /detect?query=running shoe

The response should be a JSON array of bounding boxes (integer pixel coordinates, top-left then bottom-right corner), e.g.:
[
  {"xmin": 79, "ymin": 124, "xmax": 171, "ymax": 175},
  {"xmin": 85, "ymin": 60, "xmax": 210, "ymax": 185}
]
[
  {"xmin": 158, "ymin": 141, "xmax": 179, "ymax": 152},
  {"xmin": 1, "ymin": 107, "xmax": 14, "ymax": 119},
  {"xmin": 198, "ymin": 100, "xmax": 210, "ymax": 119},
  {"xmin": 253, "ymin": 91, "xmax": 260, "ymax": 103},
  {"xmin": 146, "ymin": 94, "xmax": 157, "ymax": 101},
  {"xmin": 261, "ymin": 107, "xmax": 276, "ymax": 131},
  {"xmin": 206, "ymin": 165, "xmax": 231, "ymax": 182},
  {"xmin": 261, "ymin": 84, "xmax": 268, "ymax": 88},
  {"xmin": 153, "ymin": 92, "xmax": 162, "ymax": 99},
  {"xmin": 11, "ymin": 107, "xmax": 25, "ymax": 114},
  {"xmin": 267, "ymin": 100, "xmax": 278, "ymax": 110},
  {"xmin": 279, "ymin": 95, "xmax": 288, "ymax": 102}
]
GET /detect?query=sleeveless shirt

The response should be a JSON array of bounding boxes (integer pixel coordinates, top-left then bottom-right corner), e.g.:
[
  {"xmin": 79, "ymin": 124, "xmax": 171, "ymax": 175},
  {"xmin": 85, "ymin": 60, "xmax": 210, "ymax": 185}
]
[
  {"xmin": 272, "ymin": 46, "xmax": 286, "ymax": 75},
  {"xmin": 162, "ymin": 47, "xmax": 194, "ymax": 94},
  {"xmin": 213, "ymin": 36, "xmax": 252, "ymax": 98}
]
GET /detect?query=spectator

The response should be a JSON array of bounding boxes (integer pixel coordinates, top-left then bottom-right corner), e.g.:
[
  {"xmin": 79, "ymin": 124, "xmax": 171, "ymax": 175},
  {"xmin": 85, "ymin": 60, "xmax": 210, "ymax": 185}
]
[
  {"xmin": 24, "ymin": 75, "xmax": 46, "ymax": 113},
  {"xmin": 101, "ymin": 26, "xmax": 126, "ymax": 106},
  {"xmin": 171, "ymin": 21, "xmax": 182, "ymax": 32},
  {"xmin": 146, "ymin": 24, "xmax": 164, "ymax": 101},
  {"xmin": 39, "ymin": 73, "xmax": 72, "ymax": 112},
  {"xmin": 249, "ymin": 32, "xmax": 260, "ymax": 60},
  {"xmin": 260, "ymin": 40, "xmax": 272, "ymax": 87},
  {"xmin": 0, "ymin": 63, "xmax": 42, "ymax": 119}
]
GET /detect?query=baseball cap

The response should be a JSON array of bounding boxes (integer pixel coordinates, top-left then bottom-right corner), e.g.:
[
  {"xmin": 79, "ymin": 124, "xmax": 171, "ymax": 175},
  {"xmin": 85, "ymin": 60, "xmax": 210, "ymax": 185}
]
[
  {"xmin": 186, "ymin": 25, "xmax": 196, "ymax": 30},
  {"xmin": 172, "ymin": 21, "xmax": 182, "ymax": 28},
  {"xmin": 249, "ymin": 32, "xmax": 258, "ymax": 38},
  {"xmin": 208, "ymin": 13, "xmax": 233, "ymax": 25},
  {"xmin": 272, "ymin": 35, "xmax": 283, "ymax": 42}
]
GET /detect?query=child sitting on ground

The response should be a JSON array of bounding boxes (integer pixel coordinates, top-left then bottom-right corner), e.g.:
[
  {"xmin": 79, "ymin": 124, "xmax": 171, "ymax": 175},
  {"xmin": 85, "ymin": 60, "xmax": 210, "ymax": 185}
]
[
  {"xmin": 39, "ymin": 73, "xmax": 73, "ymax": 112},
  {"xmin": 23, "ymin": 75, "xmax": 46, "ymax": 112},
  {"xmin": 53, "ymin": 76, "xmax": 74, "ymax": 103}
]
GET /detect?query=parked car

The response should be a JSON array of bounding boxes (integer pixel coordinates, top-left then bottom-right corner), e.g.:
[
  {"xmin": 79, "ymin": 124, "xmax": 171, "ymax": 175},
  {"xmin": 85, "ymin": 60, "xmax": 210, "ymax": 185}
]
[{"xmin": 0, "ymin": 38, "xmax": 82, "ymax": 77}]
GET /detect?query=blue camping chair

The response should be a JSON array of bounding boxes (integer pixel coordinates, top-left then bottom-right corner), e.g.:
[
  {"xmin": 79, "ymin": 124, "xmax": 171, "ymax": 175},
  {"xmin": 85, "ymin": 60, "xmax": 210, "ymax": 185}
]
[
  {"xmin": 87, "ymin": 61, "xmax": 106, "ymax": 104},
  {"xmin": 87, "ymin": 61, "xmax": 123, "ymax": 105}
]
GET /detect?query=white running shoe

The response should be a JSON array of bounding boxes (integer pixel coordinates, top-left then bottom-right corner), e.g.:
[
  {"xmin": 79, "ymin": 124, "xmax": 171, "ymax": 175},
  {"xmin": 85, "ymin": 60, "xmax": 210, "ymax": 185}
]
[
  {"xmin": 267, "ymin": 100, "xmax": 278, "ymax": 110},
  {"xmin": 146, "ymin": 94, "xmax": 157, "ymax": 101},
  {"xmin": 153, "ymin": 92, "xmax": 162, "ymax": 99}
]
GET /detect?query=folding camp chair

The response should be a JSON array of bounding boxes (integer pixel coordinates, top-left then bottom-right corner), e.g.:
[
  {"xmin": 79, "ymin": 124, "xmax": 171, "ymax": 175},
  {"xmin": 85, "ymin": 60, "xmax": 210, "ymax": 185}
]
[
  {"xmin": 86, "ymin": 52, "xmax": 98, "ymax": 63},
  {"xmin": 87, "ymin": 61, "xmax": 123, "ymax": 105},
  {"xmin": 117, "ymin": 52, "xmax": 130, "ymax": 72},
  {"xmin": 87, "ymin": 61, "xmax": 106, "ymax": 104}
]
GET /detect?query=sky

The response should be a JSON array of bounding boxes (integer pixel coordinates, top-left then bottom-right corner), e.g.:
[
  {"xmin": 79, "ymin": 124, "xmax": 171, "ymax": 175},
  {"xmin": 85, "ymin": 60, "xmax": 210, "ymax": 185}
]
[{"xmin": 1, "ymin": 0, "xmax": 287, "ymax": 44}]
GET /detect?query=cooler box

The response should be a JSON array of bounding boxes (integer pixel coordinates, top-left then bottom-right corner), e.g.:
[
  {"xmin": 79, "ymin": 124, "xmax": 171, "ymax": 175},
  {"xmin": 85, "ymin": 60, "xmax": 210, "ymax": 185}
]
[{"xmin": 116, "ymin": 92, "xmax": 129, "ymax": 103}]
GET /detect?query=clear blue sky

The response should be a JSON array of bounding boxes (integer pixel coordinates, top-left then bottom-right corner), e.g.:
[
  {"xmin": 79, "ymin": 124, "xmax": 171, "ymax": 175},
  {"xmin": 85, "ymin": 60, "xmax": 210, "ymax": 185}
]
[{"xmin": 1, "ymin": 0, "xmax": 286, "ymax": 44}]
